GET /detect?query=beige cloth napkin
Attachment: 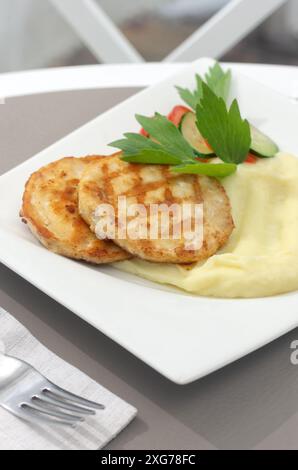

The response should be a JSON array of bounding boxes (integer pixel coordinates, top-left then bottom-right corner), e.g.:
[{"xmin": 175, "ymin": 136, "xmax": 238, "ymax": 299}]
[{"xmin": 0, "ymin": 308, "xmax": 137, "ymax": 450}]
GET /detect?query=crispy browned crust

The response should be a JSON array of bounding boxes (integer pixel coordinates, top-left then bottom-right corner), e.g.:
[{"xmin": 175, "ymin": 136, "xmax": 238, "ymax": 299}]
[
  {"xmin": 78, "ymin": 154, "xmax": 234, "ymax": 263},
  {"xmin": 21, "ymin": 156, "xmax": 130, "ymax": 264}
]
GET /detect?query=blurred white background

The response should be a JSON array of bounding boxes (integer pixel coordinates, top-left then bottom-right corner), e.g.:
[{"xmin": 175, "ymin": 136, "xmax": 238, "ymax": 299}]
[{"xmin": 0, "ymin": 0, "xmax": 297, "ymax": 72}]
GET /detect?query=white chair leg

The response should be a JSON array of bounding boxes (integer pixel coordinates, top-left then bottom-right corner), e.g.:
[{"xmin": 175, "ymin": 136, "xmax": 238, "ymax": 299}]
[
  {"xmin": 164, "ymin": 0, "xmax": 288, "ymax": 62},
  {"xmin": 50, "ymin": 0, "xmax": 144, "ymax": 63}
]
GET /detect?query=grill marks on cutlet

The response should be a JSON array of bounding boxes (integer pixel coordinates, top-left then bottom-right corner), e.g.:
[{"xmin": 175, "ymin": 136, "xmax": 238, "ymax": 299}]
[{"xmin": 78, "ymin": 154, "xmax": 234, "ymax": 263}]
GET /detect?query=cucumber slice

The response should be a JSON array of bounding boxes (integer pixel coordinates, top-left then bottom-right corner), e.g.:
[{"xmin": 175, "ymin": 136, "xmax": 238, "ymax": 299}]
[
  {"xmin": 180, "ymin": 112, "xmax": 214, "ymax": 156},
  {"xmin": 250, "ymin": 124, "xmax": 279, "ymax": 158}
]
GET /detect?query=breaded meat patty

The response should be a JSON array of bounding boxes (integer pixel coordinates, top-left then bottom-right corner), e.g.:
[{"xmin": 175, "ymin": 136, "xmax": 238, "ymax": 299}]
[
  {"xmin": 78, "ymin": 154, "xmax": 234, "ymax": 264},
  {"xmin": 21, "ymin": 156, "xmax": 130, "ymax": 263}
]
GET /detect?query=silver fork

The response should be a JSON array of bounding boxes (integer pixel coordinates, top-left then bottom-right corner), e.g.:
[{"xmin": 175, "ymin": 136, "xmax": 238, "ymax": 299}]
[{"xmin": 0, "ymin": 352, "xmax": 105, "ymax": 427}]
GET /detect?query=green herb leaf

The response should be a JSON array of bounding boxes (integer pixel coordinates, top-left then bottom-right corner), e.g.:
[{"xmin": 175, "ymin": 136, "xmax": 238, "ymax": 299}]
[
  {"xmin": 171, "ymin": 162, "xmax": 237, "ymax": 178},
  {"xmin": 176, "ymin": 74, "xmax": 203, "ymax": 110},
  {"xmin": 111, "ymin": 132, "xmax": 162, "ymax": 156},
  {"xmin": 121, "ymin": 150, "xmax": 181, "ymax": 165},
  {"xmin": 196, "ymin": 83, "xmax": 251, "ymax": 164},
  {"xmin": 176, "ymin": 62, "xmax": 231, "ymax": 110},
  {"xmin": 205, "ymin": 63, "xmax": 231, "ymax": 102},
  {"xmin": 135, "ymin": 113, "xmax": 195, "ymax": 162},
  {"xmin": 113, "ymin": 132, "xmax": 181, "ymax": 164},
  {"xmin": 110, "ymin": 113, "xmax": 197, "ymax": 165}
]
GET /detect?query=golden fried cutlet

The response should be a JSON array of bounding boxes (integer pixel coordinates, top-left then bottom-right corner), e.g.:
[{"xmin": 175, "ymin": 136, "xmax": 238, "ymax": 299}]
[
  {"xmin": 21, "ymin": 156, "xmax": 130, "ymax": 263},
  {"xmin": 78, "ymin": 154, "xmax": 234, "ymax": 263}
]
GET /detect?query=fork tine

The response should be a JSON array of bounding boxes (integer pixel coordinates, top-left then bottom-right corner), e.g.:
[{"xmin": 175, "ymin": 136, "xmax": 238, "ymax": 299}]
[
  {"xmin": 6, "ymin": 404, "xmax": 76, "ymax": 428},
  {"xmin": 22, "ymin": 403, "xmax": 84, "ymax": 423},
  {"xmin": 44, "ymin": 383, "xmax": 105, "ymax": 410},
  {"xmin": 34, "ymin": 394, "xmax": 96, "ymax": 415}
]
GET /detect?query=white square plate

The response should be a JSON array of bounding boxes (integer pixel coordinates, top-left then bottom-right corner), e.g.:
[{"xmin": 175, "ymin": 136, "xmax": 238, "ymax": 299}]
[{"xmin": 1, "ymin": 58, "xmax": 298, "ymax": 384}]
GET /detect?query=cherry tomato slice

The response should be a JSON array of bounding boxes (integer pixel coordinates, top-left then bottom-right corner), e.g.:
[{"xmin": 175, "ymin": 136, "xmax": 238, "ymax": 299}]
[
  {"xmin": 167, "ymin": 105, "xmax": 191, "ymax": 127},
  {"xmin": 140, "ymin": 127, "xmax": 149, "ymax": 138},
  {"xmin": 245, "ymin": 153, "xmax": 258, "ymax": 164}
]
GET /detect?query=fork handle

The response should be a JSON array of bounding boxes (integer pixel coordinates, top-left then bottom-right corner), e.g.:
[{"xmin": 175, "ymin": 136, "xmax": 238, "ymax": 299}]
[{"xmin": 0, "ymin": 353, "xmax": 27, "ymax": 385}]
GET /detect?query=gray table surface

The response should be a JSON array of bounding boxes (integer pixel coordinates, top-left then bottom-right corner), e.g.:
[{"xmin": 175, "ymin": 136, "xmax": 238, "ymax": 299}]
[{"xmin": 1, "ymin": 88, "xmax": 298, "ymax": 450}]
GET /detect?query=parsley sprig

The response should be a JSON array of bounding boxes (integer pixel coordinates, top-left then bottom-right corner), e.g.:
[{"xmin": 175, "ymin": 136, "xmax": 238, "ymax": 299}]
[
  {"xmin": 109, "ymin": 63, "xmax": 251, "ymax": 178},
  {"xmin": 110, "ymin": 112, "xmax": 237, "ymax": 178},
  {"xmin": 177, "ymin": 62, "xmax": 231, "ymax": 109},
  {"xmin": 196, "ymin": 83, "xmax": 251, "ymax": 164},
  {"xmin": 176, "ymin": 74, "xmax": 203, "ymax": 111},
  {"xmin": 110, "ymin": 114, "xmax": 193, "ymax": 166}
]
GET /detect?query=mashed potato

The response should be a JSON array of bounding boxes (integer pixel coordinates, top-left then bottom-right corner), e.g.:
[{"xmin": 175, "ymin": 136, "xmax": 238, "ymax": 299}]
[{"xmin": 114, "ymin": 153, "xmax": 298, "ymax": 298}]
